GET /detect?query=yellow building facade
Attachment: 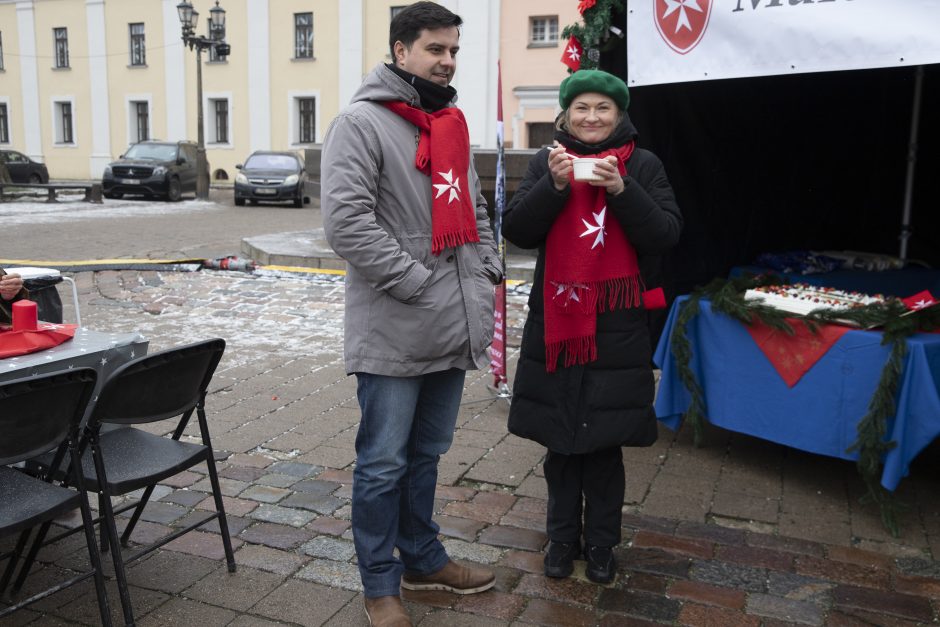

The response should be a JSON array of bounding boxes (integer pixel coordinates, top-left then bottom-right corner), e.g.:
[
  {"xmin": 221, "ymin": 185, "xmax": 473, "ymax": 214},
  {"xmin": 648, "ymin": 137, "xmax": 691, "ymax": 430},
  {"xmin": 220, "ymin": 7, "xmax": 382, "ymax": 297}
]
[{"xmin": 0, "ymin": 0, "xmax": 585, "ymax": 180}]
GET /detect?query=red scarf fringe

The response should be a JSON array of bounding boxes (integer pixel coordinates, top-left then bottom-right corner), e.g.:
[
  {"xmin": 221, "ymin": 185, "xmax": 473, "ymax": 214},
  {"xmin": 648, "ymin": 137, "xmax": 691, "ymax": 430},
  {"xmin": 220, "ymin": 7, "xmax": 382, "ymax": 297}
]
[{"xmin": 432, "ymin": 227, "xmax": 481, "ymax": 254}]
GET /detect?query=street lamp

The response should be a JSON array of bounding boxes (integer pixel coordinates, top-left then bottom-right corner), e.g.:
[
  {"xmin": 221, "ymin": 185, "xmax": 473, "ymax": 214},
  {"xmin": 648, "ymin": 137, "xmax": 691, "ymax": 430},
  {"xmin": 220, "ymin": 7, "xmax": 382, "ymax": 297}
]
[{"xmin": 177, "ymin": 1, "xmax": 231, "ymax": 199}]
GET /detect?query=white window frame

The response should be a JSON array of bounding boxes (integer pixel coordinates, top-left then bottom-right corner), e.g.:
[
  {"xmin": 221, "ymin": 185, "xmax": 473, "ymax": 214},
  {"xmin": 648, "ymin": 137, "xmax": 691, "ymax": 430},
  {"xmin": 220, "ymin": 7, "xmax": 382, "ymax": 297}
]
[
  {"xmin": 53, "ymin": 27, "xmax": 70, "ymax": 68},
  {"xmin": 51, "ymin": 97, "xmax": 77, "ymax": 146},
  {"xmin": 529, "ymin": 16, "xmax": 559, "ymax": 46},
  {"xmin": 124, "ymin": 94, "xmax": 152, "ymax": 145},
  {"xmin": 0, "ymin": 97, "xmax": 11, "ymax": 145},
  {"xmin": 204, "ymin": 92, "xmax": 233, "ymax": 148},
  {"xmin": 288, "ymin": 91, "xmax": 320, "ymax": 147},
  {"xmin": 129, "ymin": 22, "xmax": 146, "ymax": 66}
]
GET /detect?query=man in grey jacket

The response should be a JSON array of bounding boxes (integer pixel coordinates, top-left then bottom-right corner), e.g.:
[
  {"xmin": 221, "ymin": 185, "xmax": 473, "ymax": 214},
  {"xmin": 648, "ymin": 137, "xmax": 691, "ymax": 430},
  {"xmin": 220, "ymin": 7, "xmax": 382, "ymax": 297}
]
[{"xmin": 321, "ymin": 3, "xmax": 502, "ymax": 625}]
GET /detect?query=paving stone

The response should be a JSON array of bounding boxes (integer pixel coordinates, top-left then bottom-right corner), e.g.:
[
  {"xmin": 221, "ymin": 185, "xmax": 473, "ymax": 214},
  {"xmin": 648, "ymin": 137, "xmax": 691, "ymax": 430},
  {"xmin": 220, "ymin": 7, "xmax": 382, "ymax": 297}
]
[
  {"xmin": 195, "ymin": 494, "xmax": 259, "ymax": 517},
  {"xmin": 250, "ymin": 579, "xmax": 357, "ymax": 626},
  {"xmin": 896, "ymin": 556, "xmax": 940, "ymax": 578},
  {"xmin": 249, "ymin": 503, "xmax": 317, "ymax": 527},
  {"xmin": 597, "ymin": 588, "xmax": 682, "ymax": 622},
  {"xmin": 689, "ymin": 560, "xmax": 767, "ymax": 593},
  {"xmin": 498, "ymin": 549, "xmax": 544, "ymax": 574},
  {"xmin": 677, "ymin": 603, "xmax": 761, "ymax": 627},
  {"xmin": 240, "ymin": 484, "xmax": 291, "ymax": 504},
  {"xmin": 894, "ymin": 572, "xmax": 940, "ymax": 600},
  {"xmin": 138, "ymin": 596, "xmax": 238, "ymax": 625},
  {"xmin": 436, "ymin": 485, "xmax": 478, "ymax": 501},
  {"xmin": 280, "ymin": 491, "xmax": 346, "ymax": 514},
  {"xmin": 478, "ymin": 525, "xmax": 546, "ymax": 552},
  {"xmin": 441, "ymin": 538, "xmax": 504, "ymax": 565},
  {"xmin": 826, "ymin": 544, "xmax": 896, "ymax": 569},
  {"xmin": 55, "ymin": 581, "xmax": 169, "ymax": 627},
  {"xmin": 234, "ymin": 543, "xmax": 309, "ymax": 576},
  {"xmin": 296, "ymin": 558, "xmax": 363, "ymax": 592},
  {"xmin": 666, "ymin": 579, "xmax": 746, "ymax": 610},
  {"xmin": 191, "ymin": 476, "xmax": 248, "ymax": 497},
  {"xmin": 745, "ymin": 531, "xmax": 826, "ymax": 557},
  {"xmin": 625, "ymin": 572, "xmax": 669, "ymax": 595},
  {"xmin": 136, "ymin": 501, "xmax": 189, "ymax": 525},
  {"xmin": 675, "ymin": 520, "xmax": 747, "ymax": 545},
  {"xmin": 435, "ymin": 514, "xmax": 486, "ymax": 542},
  {"xmin": 452, "ymin": 590, "xmax": 525, "ymax": 621},
  {"xmin": 163, "ymin": 529, "xmax": 243, "ymax": 561},
  {"xmin": 745, "ymin": 593, "xmax": 825, "ymax": 626},
  {"xmin": 794, "ymin": 554, "xmax": 891, "ymax": 588},
  {"xmin": 765, "ymin": 571, "xmax": 834, "ymax": 603},
  {"xmin": 714, "ymin": 544, "xmax": 796, "ymax": 572},
  {"xmin": 238, "ymin": 521, "xmax": 314, "ymax": 549},
  {"xmin": 269, "ymin": 461, "xmax": 322, "ymax": 477},
  {"xmin": 256, "ymin": 472, "xmax": 300, "ymax": 488},
  {"xmin": 632, "ymin": 530, "xmax": 714, "ymax": 559},
  {"xmin": 620, "ymin": 547, "xmax": 691, "ymax": 579},
  {"xmin": 517, "ymin": 597, "xmax": 598, "ymax": 627},
  {"xmin": 514, "ymin": 572, "xmax": 598, "ymax": 607},
  {"xmin": 831, "ymin": 584, "xmax": 935, "ymax": 622},
  {"xmin": 307, "ymin": 516, "xmax": 352, "ymax": 537},
  {"xmin": 826, "ymin": 608, "xmax": 928, "ymax": 627},
  {"xmin": 126, "ymin": 551, "xmax": 219, "ymax": 594},
  {"xmin": 317, "ymin": 469, "xmax": 354, "ymax": 484},
  {"xmin": 621, "ymin": 513, "xmax": 679, "ymax": 535},
  {"xmin": 160, "ymin": 489, "xmax": 207, "ymax": 508},
  {"xmin": 300, "ymin": 536, "xmax": 357, "ymax": 561},
  {"xmin": 218, "ymin": 465, "xmax": 269, "ymax": 483}
]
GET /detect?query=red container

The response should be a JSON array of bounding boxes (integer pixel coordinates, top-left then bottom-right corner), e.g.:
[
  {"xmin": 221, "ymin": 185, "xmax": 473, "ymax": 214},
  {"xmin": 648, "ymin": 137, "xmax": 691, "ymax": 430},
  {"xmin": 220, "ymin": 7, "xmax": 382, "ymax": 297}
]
[{"xmin": 12, "ymin": 300, "xmax": 38, "ymax": 332}]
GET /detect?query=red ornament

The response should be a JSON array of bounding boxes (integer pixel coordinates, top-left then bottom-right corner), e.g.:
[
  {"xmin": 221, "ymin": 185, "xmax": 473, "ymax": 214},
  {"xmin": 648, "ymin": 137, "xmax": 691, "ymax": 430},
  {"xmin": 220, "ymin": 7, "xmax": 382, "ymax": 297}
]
[{"xmin": 578, "ymin": 0, "xmax": 597, "ymax": 14}]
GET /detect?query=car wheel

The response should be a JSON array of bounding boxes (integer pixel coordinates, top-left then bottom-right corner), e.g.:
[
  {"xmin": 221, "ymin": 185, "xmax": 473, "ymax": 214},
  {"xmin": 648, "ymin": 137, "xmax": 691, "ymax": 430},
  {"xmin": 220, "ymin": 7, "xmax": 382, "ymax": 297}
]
[
  {"xmin": 166, "ymin": 177, "xmax": 182, "ymax": 202},
  {"xmin": 293, "ymin": 195, "xmax": 303, "ymax": 208},
  {"xmin": 234, "ymin": 197, "xmax": 246, "ymax": 206},
  {"xmin": 28, "ymin": 173, "xmax": 42, "ymax": 184}
]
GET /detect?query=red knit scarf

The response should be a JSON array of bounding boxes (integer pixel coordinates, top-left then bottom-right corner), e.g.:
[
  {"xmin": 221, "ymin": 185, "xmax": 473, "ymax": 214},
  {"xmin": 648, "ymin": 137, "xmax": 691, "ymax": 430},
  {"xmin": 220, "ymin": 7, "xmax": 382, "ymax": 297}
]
[
  {"xmin": 383, "ymin": 101, "xmax": 480, "ymax": 255},
  {"xmin": 544, "ymin": 141, "xmax": 642, "ymax": 372}
]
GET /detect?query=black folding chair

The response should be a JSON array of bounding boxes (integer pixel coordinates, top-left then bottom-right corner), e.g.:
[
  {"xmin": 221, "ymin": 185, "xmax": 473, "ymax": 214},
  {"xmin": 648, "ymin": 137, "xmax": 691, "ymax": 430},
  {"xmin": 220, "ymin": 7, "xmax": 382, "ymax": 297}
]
[
  {"xmin": 30, "ymin": 338, "xmax": 235, "ymax": 627},
  {"xmin": 0, "ymin": 368, "xmax": 111, "ymax": 626}
]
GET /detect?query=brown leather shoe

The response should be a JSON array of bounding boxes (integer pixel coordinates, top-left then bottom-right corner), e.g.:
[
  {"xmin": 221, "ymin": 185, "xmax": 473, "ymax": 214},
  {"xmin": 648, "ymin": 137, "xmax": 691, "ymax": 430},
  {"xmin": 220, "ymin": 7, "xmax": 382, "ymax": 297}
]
[
  {"xmin": 400, "ymin": 559, "xmax": 495, "ymax": 594},
  {"xmin": 364, "ymin": 595, "xmax": 411, "ymax": 627}
]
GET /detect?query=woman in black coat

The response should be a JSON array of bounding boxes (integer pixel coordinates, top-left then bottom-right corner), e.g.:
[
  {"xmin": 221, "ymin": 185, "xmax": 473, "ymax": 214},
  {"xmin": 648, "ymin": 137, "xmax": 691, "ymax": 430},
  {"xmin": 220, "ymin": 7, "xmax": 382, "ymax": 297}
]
[{"xmin": 502, "ymin": 70, "xmax": 682, "ymax": 584}]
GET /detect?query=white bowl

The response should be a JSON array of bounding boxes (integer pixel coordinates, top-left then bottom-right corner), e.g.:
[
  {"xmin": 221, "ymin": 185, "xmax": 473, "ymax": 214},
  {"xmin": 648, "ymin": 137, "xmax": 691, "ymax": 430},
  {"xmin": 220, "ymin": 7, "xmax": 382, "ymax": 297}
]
[{"xmin": 572, "ymin": 158, "xmax": 603, "ymax": 182}]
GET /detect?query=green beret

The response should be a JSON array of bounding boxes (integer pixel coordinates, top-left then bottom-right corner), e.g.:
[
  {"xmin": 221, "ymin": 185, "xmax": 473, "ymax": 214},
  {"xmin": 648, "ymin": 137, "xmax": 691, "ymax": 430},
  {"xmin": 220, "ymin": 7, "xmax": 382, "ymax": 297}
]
[{"xmin": 558, "ymin": 69, "xmax": 630, "ymax": 111}]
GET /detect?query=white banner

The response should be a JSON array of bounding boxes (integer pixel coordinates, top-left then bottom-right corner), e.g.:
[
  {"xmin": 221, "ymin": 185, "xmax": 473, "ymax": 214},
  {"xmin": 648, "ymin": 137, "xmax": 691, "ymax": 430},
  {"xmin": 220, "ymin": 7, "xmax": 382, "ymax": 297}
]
[{"xmin": 627, "ymin": 0, "xmax": 940, "ymax": 86}]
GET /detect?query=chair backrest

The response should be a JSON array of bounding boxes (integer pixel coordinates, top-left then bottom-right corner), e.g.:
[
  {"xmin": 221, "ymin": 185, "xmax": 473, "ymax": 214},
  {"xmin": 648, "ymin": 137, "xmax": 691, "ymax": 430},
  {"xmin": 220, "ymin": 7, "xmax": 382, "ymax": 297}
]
[
  {"xmin": 90, "ymin": 338, "xmax": 225, "ymax": 425},
  {"xmin": 0, "ymin": 368, "xmax": 97, "ymax": 465}
]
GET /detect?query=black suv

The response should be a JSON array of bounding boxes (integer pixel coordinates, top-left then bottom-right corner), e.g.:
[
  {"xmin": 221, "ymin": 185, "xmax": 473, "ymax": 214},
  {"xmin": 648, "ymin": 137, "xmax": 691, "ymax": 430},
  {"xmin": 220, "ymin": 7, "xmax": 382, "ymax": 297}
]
[{"xmin": 102, "ymin": 141, "xmax": 199, "ymax": 201}]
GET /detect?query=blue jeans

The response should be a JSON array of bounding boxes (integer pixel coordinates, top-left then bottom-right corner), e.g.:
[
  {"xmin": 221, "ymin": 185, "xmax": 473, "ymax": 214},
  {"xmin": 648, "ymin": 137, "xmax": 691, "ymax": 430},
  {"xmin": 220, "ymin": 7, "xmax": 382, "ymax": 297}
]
[{"xmin": 352, "ymin": 368, "xmax": 466, "ymax": 598}]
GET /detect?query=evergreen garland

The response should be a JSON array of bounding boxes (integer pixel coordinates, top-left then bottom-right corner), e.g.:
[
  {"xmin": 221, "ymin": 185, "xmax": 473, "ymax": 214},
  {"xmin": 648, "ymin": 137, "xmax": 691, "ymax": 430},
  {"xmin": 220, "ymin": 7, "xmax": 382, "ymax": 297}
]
[
  {"xmin": 669, "ymin": 274, "xmax": 940, "ymax": 537},
  {"xmin": 561, "ymin": 0, "xmax": 624, "ymax": 71}
]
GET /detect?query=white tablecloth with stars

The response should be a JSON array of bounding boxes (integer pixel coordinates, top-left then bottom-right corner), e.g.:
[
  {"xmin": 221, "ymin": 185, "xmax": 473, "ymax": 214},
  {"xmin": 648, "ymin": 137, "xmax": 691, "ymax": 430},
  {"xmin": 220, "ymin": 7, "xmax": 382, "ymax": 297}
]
[{"xmin": 0, "ymin": 328, "xmax": 148, "ymax": 399}]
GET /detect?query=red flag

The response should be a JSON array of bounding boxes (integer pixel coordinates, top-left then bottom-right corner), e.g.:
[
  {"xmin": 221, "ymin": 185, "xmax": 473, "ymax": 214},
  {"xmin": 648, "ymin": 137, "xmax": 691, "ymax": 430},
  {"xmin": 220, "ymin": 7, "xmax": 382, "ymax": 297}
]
[
  {"xmin": 901, "ymin": 290, "xmax": 938, "ymax": 311},
  {"xmin": 561, "ymin": 36, "xmax": 582, "ymax": 72}
]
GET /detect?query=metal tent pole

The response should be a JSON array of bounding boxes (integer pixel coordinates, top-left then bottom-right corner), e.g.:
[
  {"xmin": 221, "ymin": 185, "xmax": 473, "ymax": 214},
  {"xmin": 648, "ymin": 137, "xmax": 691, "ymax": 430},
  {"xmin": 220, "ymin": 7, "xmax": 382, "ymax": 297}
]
[{"xmin": 899, "ymin": 65, "xmax": 924, "ymax": 264}]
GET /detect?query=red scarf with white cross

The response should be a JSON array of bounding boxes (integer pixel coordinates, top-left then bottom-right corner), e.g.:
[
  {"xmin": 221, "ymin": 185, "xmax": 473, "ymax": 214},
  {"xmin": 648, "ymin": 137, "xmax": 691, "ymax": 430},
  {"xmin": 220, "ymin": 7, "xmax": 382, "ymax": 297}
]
[
  {"xmin": 383, "ymin": 101, "xmax": 480, "ymax": 255},
  {"xmin": 543, "ymin": 142, "xmax": 643, "ymax": 372}
]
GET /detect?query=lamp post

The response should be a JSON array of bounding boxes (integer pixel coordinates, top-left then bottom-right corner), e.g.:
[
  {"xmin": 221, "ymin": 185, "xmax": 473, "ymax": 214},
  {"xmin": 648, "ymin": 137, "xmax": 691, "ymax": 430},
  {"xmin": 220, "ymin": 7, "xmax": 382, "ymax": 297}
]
[{"xmin": 176, "ymin": 1, "xmax": 231, "ymax": 199}]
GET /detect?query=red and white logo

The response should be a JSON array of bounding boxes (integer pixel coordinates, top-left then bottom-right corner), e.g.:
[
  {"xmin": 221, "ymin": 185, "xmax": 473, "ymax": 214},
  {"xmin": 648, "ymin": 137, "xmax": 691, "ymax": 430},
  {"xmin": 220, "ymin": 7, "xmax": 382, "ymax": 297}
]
[{"xmin": 654, "ymin": 0, "xmax": 712, "ymax": 55}]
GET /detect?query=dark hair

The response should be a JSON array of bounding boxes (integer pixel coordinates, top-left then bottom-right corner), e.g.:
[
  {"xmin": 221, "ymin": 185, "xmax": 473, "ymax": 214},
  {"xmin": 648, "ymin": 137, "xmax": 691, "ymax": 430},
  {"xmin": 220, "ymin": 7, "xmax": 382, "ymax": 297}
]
[{"xmin": 389, "ymin": 2, "xmax": 462, "ymax": 59}]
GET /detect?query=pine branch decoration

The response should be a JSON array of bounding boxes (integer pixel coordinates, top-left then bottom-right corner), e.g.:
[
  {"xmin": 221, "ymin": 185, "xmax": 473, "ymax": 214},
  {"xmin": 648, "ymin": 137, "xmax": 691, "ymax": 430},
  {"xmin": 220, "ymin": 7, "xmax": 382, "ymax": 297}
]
[{"xmin": 561, "ymin": 0, "xmax": 624, "ymax": 71}]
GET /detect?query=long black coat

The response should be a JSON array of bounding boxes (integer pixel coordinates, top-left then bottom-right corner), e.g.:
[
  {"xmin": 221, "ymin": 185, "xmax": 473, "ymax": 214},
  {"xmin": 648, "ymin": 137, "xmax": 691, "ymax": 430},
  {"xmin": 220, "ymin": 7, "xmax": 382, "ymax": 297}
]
[{"xmin": 502, "ymin": 119, "xmax": 682, "ymax": 455}]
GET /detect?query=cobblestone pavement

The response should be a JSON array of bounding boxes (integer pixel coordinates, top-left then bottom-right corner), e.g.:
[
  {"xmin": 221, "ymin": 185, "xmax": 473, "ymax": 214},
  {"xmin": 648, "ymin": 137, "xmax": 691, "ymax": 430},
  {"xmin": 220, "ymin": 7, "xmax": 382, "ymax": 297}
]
[{"xmin": 2, "ymin": 196, "xmax": 940, "ymax": 625}]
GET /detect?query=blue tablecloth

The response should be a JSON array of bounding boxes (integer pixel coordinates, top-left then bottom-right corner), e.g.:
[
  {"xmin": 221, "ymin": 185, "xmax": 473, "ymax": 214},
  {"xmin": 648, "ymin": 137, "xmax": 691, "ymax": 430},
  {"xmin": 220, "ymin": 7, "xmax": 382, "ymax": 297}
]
[{"xmin": 653, "ymin": 297, "xmax": 940, "ymax": 491}]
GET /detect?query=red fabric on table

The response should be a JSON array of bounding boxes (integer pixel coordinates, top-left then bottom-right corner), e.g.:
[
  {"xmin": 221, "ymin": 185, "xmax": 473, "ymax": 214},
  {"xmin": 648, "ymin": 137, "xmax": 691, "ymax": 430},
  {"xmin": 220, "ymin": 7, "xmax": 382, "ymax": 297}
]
[
  {"xmin": 745, "ymin": 317, "xmax": 850, "ymax": 387},
  {"xmin": 0, "ymin": 323, "xmax": 77, "ymax": 359}
]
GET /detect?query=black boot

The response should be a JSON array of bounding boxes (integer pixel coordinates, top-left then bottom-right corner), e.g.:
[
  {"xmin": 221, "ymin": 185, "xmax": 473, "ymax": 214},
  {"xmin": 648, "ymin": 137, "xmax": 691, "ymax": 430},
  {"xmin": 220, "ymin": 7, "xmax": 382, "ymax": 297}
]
[
  {"xmin": 543, "ymin": 541, "xmax": 581, "ymax": 578},
  {"xmin": 583, "ymin": 544, "xmax": 616, "ymax": 584}
]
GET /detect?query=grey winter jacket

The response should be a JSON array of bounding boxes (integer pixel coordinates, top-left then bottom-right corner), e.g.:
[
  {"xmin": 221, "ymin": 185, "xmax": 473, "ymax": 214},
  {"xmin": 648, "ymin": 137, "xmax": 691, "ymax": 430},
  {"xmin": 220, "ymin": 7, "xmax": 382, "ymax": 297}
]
[{"xmin": 322, "ymin": 63, "xmax": 502, "ymax": 376}]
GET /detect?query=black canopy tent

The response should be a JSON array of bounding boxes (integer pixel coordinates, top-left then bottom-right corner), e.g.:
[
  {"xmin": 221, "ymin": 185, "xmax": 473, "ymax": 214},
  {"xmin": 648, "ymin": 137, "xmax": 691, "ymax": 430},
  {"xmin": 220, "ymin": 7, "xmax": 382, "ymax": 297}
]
[{"xmin": 597, "ymin": 6, "xmax": 940, "ymax": 299}]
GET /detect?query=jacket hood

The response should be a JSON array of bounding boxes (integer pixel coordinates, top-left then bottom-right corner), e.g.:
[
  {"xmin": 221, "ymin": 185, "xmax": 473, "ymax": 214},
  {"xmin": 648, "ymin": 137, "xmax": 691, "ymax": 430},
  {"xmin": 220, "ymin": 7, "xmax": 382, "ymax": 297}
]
[{"xmin": 350, "ymin": 63, "xmax": 458, "ymax": 109}]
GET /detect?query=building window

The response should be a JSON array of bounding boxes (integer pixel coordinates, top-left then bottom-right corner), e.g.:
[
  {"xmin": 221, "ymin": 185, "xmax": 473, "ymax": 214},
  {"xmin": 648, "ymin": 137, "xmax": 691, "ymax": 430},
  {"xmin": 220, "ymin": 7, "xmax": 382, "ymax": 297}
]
[
  {"xmin": 212, "ymin": 99, "xmax": 229, "ymax": 144},
  {"xmin": 294, "ymin": 13, "xmax": 313, "ymax": 59},
  {"xmin": 527, "ymin": 122, "xmax": 555, "ymax": 149},
  {"xmin": 529, "ymin": 16, "xmax": 559, "ymax": 45},
  {"xmin": 55, "ymin": 101, "xmax": 73, "ymax": 143},
  {"xmin": 129, "ymin": 23, "xmax": 146, "ymax": 66},
  {"xmin": 0, "ymin": 104, "xmax": 8, "ymax": 143},
  {"xmin": 54, "ymin": 27, "xmax": 69, "ymax": 68},
  {"xmin": 133, "ymin": 101, "xmax": 149, "ymax": 142},
  {"xmin": 0, "ymin": 32, "xmax": 5, "ymax": 71},
  {"xmin": 298, "ymin": 97, "xmax": 316, "ymax": 143}
]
